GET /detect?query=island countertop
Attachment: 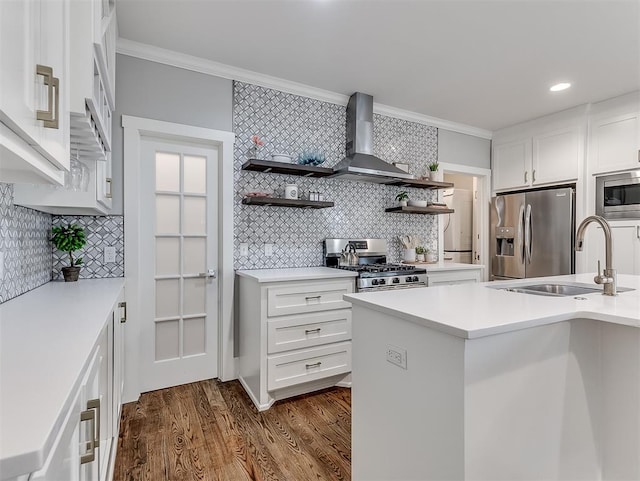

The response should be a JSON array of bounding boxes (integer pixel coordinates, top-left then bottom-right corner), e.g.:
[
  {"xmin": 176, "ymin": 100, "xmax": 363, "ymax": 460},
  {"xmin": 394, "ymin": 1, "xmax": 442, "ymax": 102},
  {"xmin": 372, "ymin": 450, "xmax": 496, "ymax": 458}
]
[{"xmin": 343, "ymin": 273, "xmax": 640, "ymax": 339}]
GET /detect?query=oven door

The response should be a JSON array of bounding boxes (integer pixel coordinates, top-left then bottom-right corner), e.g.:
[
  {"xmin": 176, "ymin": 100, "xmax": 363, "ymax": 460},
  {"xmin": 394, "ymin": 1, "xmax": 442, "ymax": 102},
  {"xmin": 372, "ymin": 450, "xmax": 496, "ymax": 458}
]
[{"xmin": 596, "ymin": 170, "xmax": 640, "ymax": 220}]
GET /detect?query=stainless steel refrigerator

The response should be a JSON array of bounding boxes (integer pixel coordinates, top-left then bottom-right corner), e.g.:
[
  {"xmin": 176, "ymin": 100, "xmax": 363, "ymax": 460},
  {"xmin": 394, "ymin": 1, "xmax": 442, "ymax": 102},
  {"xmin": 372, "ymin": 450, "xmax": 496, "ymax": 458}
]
[{"xmin": 491, "ymin": 186, "xmax": 575, "ymax": 280}]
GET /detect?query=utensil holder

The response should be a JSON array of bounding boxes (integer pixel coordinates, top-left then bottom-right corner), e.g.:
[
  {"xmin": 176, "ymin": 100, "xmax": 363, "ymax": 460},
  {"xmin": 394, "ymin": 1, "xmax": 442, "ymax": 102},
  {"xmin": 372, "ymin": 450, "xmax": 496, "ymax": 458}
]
[{"xmin": 403, "ymin": 248, "xmax": 416, "ymax": 262}]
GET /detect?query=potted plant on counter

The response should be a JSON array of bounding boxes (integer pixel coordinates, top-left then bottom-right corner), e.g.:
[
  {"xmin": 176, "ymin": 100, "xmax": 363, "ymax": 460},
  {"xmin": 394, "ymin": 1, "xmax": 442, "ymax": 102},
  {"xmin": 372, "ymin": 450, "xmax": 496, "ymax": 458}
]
[
  {"xmin": 415, "ymin": 246, "xmax": 426, "ymax": 262},
  {"xmin": 51, "ymin": 224, "xmax": 86, "ymax": 282},
  {"xmin": 395, "ymin": 191, "xmax": 409, "ymax": 207}
]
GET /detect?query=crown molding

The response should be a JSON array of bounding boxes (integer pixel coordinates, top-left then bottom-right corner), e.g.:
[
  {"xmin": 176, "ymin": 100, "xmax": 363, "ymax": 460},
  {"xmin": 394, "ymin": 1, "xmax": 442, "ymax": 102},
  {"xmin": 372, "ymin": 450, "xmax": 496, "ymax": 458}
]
[{"xmin": 116, "ymin": 38, "xmax": 492, "ymax": 139}]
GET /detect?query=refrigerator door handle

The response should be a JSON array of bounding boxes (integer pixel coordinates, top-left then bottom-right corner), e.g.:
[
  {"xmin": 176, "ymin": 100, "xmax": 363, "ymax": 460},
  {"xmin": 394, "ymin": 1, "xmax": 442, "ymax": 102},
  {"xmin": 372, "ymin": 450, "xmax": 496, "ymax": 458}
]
[
  {"xmin": 517, "ymin": 203, "xmax": 526, "ymax": 264},
  {"xmin": 525, "ymin": 203, "xmax": 533, "ymax": 264}
]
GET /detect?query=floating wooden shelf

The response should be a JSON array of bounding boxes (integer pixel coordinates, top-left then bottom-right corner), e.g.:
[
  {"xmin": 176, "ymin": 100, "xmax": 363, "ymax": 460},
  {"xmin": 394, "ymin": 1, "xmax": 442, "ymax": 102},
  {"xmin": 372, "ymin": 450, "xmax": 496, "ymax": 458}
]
[
  {"xmin": 385, "ymin": 206, "xmax": 455, "ymax": 215},
  {"xmin": 242, "ymin": 159, "xmax": 333, "ymax": 178},
  {"xmin": 242, "ymin": 196, "xmax": 334, "ymax": 209},
  {"xmin": 384, "ymin": 178, "xmax": 454, "ymax": 189}
]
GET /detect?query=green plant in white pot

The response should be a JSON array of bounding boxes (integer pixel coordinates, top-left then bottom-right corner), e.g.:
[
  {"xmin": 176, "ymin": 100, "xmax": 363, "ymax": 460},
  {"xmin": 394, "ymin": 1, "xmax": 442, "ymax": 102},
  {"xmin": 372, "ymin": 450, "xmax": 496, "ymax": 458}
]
[
  {"xmin": 395, "ymin": 191, "xmax": 409, "ymax": 207},
  {"xmin": 51, "ymin": 224, "xmax": 86, "ymax": 282}
]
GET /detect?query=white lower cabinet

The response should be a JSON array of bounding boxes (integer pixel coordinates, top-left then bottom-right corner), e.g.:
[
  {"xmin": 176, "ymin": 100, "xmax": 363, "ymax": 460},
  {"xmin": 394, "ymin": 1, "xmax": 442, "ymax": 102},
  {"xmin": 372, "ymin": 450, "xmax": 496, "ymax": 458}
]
[
  {"xmin": 582, "ymin": 222, "xmax": 640, "ymax": 276},
  {"xmin": 238, "ymin": 275, "xmax": 354, "ymax": 411},
  {"xmin": 426, "ymin": 268, "xmax": 483, "ymax": 286},
  {"xmin": 27, "ymin": 292, "xmax": 125, "ymax": 481}
]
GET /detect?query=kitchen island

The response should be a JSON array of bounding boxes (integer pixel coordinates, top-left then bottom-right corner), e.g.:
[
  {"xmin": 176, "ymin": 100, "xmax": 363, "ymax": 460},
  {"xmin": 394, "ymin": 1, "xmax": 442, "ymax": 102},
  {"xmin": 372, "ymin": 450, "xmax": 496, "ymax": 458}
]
[{"xmin": 345, "ymin": 273, "xmax": 640, "ymax": 481}]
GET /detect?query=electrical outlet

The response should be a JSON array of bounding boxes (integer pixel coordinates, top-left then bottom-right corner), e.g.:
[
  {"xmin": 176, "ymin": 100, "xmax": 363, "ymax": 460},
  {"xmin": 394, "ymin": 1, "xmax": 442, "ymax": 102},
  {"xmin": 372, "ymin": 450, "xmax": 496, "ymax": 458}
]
[
  {"xmin": 239, "ymin": 243, "xmax": 249, "ymax": 257},
  {"xmin": 104, "ymin": 246, "xmax": 116, "ymax": 263},
  {"xmin": 264, "ymin": 243, "xmax": 274, "ymax": 256},
  {"xmin": 386, "ymin": 345, "xmax": 407, "ymax": 369}
]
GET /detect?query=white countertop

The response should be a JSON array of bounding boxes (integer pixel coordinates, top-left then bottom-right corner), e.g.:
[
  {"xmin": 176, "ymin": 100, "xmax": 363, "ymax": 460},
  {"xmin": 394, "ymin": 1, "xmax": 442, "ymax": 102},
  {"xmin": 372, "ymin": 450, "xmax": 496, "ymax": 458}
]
[
  {"xmin": 0, "ymin": 278, "xmax": 125, "ymax": 479},
  {"xmin": 236, "ymin": 267, "xmax": 358, "ymax": 283},
  {"xmin": 344, "ymin": 273, "xmax": 640, "ymax": 339}
]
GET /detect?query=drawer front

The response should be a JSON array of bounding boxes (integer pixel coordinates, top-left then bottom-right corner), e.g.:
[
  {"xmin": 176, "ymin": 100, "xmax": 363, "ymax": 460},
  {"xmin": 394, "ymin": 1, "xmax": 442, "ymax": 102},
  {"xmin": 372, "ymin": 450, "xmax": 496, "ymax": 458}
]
[
  {"xmin": 267, "ymin": 279, "xmax": 354, "ymax": 317},
  {"xmin": 267, "ymin": 342, "xmax": 352, "ymax": 391},
  {"xmin": 267, "ymin": 309, "xmax": 352, "ymax": 354}
]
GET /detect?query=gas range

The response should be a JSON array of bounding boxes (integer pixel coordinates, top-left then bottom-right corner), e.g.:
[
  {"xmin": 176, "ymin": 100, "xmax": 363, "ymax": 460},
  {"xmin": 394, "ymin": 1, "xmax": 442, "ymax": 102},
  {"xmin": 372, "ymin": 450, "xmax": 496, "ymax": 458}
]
[{"xmin": 324, "ymin": 239, "xmax": 427, "ymax": 291}]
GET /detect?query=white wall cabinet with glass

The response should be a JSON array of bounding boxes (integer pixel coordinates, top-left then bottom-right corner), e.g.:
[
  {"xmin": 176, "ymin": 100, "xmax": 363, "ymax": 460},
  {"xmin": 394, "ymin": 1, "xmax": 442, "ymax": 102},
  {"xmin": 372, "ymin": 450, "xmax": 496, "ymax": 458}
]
[
  {"xmin": 0, "ymin": 0, "xmax": 70, "ymax": 185},
  {"xmin": 11, "ymin": 0, "xmax": 117, "ymax": 215},
  {"xmin": 588, "ymin": 91, "xmax": 640, "ymax": 175}
]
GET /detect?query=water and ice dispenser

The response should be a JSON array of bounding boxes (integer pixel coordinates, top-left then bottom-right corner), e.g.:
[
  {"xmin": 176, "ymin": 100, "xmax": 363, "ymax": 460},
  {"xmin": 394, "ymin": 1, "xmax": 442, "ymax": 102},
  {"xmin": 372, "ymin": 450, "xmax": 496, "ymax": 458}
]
[{"xmin": 495, "ymin": 227, "xmax": 515, "ymax": 256}]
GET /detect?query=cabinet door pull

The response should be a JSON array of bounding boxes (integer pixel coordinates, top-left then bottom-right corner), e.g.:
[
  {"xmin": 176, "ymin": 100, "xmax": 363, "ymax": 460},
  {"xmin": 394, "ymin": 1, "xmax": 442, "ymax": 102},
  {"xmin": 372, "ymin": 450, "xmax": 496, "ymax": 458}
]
[
  {"xmin": 637, "ymin": 225, "xmax": 639, "ymax": 240},
  {"xmin": 79, "ymin": 408, "xmax": 96, "ymax": 464},
  {"xmin": 87, "ymin": 398, "xmax": 100, "ymax": 447},
  {"xmin": 637, "ymin": 149, "xmax": 639, "ymax": 163},
  {"xmin": 305, "ymin": 295, "xmax": 321, "ymax": 301},
  {"xmin": 36, "ymin": 65, "xmax": 59, "ymax": 129},
  {"xmin": 524, "ymin": 171, "xmax": 528, "ymax": 183},
  {"xmin": 119, "ymin": 301, "xmax": 127, "ymax": 323},
  {"xmin": 105, "ymin": 178, "xmax": 112, "ymax": 198},
  {"xmin": 305, "ymin": 362, "xmax": 322, "ymax": 369},
  {"xmin": 305, "ymin": 328, "xmax": 321, "ymax": 335},
  {"xmin": 532, "ymin": 169, "xmax": 536, "ymax": 183}
]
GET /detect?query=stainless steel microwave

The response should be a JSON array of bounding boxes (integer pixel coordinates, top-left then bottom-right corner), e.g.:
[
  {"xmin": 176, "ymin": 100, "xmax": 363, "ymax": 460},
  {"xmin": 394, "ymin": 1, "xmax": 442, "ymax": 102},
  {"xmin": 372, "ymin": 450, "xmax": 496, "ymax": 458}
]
[{"xmin": 596, "ymin": 170, "xmax": 640, "ymax": 219}]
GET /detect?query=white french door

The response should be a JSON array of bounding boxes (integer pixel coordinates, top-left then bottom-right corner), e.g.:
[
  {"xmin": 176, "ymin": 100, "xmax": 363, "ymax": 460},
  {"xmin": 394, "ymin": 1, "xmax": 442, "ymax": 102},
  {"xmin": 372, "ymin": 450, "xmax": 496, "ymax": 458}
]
[{"xmin": 138, "ymin": 138, "xmax": 219, "ymax": 392}]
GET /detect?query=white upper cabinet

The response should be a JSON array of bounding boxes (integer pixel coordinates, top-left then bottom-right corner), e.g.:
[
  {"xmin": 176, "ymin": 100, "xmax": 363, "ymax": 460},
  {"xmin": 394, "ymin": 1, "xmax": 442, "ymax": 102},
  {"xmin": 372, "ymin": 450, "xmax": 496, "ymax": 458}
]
[
  {"xmin": 492, "ymin": 107, "xmax": 585, "ymax": 193},
  {"xmin": 0, "ymin": 0, "xmax": 70, "ymax": 184},
  {"xmin": 492, "ymin": 138, "xmax": 531, "ymax": 191},
  {"xmin": 532, "ymin": 126, "xmax": 581, "ymax": 185},
  {"xmin": 588, "ymin": 92, "xmax": 640, "ymax": 175}
]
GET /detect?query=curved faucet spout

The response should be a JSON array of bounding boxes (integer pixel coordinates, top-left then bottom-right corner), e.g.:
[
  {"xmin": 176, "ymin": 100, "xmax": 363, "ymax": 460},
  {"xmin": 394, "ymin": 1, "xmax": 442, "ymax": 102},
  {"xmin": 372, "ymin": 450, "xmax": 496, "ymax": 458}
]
[{"xmin": 575, "ymin": 215, "xmax": 616, "ymax": 296}]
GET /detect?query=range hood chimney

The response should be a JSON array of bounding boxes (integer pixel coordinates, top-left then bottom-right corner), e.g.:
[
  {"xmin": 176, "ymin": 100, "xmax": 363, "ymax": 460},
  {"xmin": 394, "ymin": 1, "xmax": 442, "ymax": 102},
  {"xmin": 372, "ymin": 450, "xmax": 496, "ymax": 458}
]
[{"xmin": 332, "ymin": 92, "xmax": 414, "ymax": 183}]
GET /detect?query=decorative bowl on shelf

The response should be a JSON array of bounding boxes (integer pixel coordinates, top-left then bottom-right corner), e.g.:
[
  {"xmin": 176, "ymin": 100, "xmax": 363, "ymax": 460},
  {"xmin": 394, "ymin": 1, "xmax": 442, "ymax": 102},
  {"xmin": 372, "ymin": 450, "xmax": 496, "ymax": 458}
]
[
  {"xmin": 297, "ymin": 150, "xmax": 326, "ymax": 166},
  {"xmin": 271, "ymin": 153, "xmax": 293, "ymax": 163},
  {"xmin": 245, "ymin": 191, "xmax": 272, "ymax": 198},
  {"xmin": 407, "ymin": 200, "xmax": 428, "ymax": 207}
]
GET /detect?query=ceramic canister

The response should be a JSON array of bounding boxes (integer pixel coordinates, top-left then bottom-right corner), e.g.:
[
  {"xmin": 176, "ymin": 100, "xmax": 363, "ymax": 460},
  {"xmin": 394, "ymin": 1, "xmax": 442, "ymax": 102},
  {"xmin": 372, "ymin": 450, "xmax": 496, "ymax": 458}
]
[{"xmin": 285, "ymin": 184, "xmax": 298, "ymax": 200}]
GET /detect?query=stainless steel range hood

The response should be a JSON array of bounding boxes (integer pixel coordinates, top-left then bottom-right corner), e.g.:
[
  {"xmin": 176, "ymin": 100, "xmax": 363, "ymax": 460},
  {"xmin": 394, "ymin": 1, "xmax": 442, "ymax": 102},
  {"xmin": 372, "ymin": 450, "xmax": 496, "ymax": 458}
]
[{"xmin": 332, "ymin": 92, "xmax": 414, "ymax": 183}]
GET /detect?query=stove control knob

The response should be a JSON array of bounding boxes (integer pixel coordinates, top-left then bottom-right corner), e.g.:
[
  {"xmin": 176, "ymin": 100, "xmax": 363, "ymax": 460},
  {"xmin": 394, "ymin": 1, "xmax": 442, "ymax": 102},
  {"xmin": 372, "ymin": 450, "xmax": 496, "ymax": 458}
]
[
  {"xmin": 406, "ymin": 276, "xmax": 413, "ymax": 282},
  {"xmin": 379, "ymin": 278, "xmax": 386, "ymax": 285},
  {"xmin": 372, "ymin": 279, "xmax": 379, "ymax": 286},
  {"xmin": 392, "ymin": 277, "xmax": 400, "ymax": 284},
  {"xmin": 412, "ymin": 276, "xmax": 419, "ymax": 282}
]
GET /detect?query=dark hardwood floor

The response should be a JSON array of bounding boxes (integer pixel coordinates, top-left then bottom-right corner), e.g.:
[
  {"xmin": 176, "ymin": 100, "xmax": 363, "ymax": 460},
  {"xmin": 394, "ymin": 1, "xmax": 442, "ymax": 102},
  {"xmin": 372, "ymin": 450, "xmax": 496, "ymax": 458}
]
[{"xmin": 113, "ymin": 380, "xmax": 351, "ymax": 481}]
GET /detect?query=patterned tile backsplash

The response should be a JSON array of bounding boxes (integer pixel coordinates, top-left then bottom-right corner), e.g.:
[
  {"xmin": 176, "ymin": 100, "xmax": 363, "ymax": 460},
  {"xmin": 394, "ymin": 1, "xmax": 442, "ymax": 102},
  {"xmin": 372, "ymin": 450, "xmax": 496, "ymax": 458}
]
[
  {"xmin": 0, "ymin": 183, "xmax": 53, "ymax": 303},
  {"xmin": 52, "ymin": 215, "xmax": 124, "ymax": 280},
  {"xmin": 0, "ymin": 182, "xmax": 125, "ymax": 303},
  {"xmin": 234, "ymin": 81, "xmax": 439, "ymax": 270}
]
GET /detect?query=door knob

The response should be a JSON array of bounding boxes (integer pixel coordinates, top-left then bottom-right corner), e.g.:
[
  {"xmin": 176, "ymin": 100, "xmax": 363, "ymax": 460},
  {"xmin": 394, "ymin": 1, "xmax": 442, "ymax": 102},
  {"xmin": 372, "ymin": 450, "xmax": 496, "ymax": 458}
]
[{"xmin": 198, "ymin": 269, "xmax": 217, "ymax": 279}]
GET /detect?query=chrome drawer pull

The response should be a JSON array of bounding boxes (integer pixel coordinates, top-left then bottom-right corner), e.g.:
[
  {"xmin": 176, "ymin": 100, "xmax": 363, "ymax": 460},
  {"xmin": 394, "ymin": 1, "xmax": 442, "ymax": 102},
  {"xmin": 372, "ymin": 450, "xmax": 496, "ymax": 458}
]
[
  {"xmin": 87, "ymin": 398, "xmax": 100, "ymax": 447},
  {"xmin": 305, "ymin": 295, "xmax": 321, "ymax": 301},
  {"xmin": 305, "ymin": 362, "xmax": 322, "ymax": 369},
  {"xmin": 79, "ymin": 408, "xmax": 96, "ymax": 464},
  {"xmin": 105, "ymin": 178, "xmax": 112, "ymax": 198},
  {"xmin": 305, "ymin": 328, "xmax": 321, "ymax": 335}
]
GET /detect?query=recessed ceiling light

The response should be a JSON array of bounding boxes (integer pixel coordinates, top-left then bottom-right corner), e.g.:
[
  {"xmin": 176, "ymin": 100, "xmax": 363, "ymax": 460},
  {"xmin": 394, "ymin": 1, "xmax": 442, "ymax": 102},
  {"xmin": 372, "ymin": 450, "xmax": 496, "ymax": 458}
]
[{"xmin": 550, "ymin": 82, "xmax": 571, "ymax": 92}]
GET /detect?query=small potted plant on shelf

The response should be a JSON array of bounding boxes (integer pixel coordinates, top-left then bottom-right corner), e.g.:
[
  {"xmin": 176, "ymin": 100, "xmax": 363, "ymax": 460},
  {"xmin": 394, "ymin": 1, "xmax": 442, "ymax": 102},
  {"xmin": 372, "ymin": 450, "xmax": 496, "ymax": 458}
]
[
  {"xmin": 395, "ymin": 191, "xmax": 409, "ymax": 207},
  {"xmin": 51, "ymin": 224, "xmax": 86, "ymax": 282},
  {"xmin": 428, "ymin": 161, "xmax": 443, "ymax": 182},
  {"xmin": 415, "ymin": 246, "xmax": 426, "ymax": 262}
]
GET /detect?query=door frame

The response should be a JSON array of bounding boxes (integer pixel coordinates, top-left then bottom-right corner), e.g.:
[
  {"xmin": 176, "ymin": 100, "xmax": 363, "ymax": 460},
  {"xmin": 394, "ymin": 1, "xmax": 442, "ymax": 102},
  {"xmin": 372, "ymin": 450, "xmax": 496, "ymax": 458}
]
[
  {"xmin": 438, "ymin": 162, "xmax": 491, "ymax": 281},
  {"xmin": 122, "ymin": 115, "xmax": 235, "ymax": 402}
]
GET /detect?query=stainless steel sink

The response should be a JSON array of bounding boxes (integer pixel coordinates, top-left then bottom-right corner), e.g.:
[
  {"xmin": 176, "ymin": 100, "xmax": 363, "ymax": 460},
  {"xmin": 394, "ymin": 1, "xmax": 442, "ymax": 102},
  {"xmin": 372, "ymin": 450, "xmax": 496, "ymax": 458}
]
[{"xmin": 490, "ymin": 282, "xmax": 635, "ymax": 297}]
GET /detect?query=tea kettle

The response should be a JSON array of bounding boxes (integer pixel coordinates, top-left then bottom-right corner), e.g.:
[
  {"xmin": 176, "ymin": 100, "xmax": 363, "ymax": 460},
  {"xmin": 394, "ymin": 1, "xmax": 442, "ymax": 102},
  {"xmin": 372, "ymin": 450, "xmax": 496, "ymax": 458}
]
[{"xmin": 340, "ymin": 242, "xmax": 359, "ymax": 266}]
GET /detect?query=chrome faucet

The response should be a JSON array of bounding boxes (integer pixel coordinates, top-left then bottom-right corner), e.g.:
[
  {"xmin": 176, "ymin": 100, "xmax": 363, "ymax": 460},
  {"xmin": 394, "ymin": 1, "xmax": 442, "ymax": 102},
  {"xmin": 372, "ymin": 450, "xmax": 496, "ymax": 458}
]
[{"xmin": 575, "ymin": 215, "xmax": 617, "ymax": 296}]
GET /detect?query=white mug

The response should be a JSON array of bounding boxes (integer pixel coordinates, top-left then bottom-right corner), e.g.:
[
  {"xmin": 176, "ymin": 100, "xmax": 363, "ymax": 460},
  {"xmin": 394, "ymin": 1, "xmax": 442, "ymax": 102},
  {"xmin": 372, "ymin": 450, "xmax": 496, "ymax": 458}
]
[
  {"xmin": 403, "ymin": 248, "xmax": 416, "ymax": 262},
  {"xmin": 285, "ymin": 184, "xmax": 298, "ymax": 199}
]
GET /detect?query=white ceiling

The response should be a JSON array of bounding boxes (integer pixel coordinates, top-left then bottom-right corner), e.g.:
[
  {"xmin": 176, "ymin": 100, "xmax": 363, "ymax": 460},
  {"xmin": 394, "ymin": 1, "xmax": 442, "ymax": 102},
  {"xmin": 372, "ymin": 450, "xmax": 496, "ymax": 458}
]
[{"xmin": 116, "ymin": 0, "xmax": 640, "ymax": 132}]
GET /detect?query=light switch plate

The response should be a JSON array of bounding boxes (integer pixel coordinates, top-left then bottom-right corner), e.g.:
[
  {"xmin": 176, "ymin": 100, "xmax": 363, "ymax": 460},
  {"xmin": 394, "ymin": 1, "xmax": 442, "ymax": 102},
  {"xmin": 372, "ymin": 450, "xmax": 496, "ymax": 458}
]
[
  {"xmin": 239, "ymin": 243, "xmax": 248, "ymax": 257},
  {"xmin": 264, "ymin": 243, "xmax": 274, "ymax": 256},
  {"xmin": 104, "ymin": 246, "xmax": 116, "ymax": 263}
]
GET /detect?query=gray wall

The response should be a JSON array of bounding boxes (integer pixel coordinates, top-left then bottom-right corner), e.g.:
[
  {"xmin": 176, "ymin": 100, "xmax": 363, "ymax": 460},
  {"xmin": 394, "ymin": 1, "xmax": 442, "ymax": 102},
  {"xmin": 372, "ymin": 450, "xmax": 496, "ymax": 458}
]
[
  {"xmin": 438, "ymin": 129, "xmax": 491, "ymax": 170},
  {"xmin": 111, "ymin": 54, "xmax": 234, "ymax": 214}
]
